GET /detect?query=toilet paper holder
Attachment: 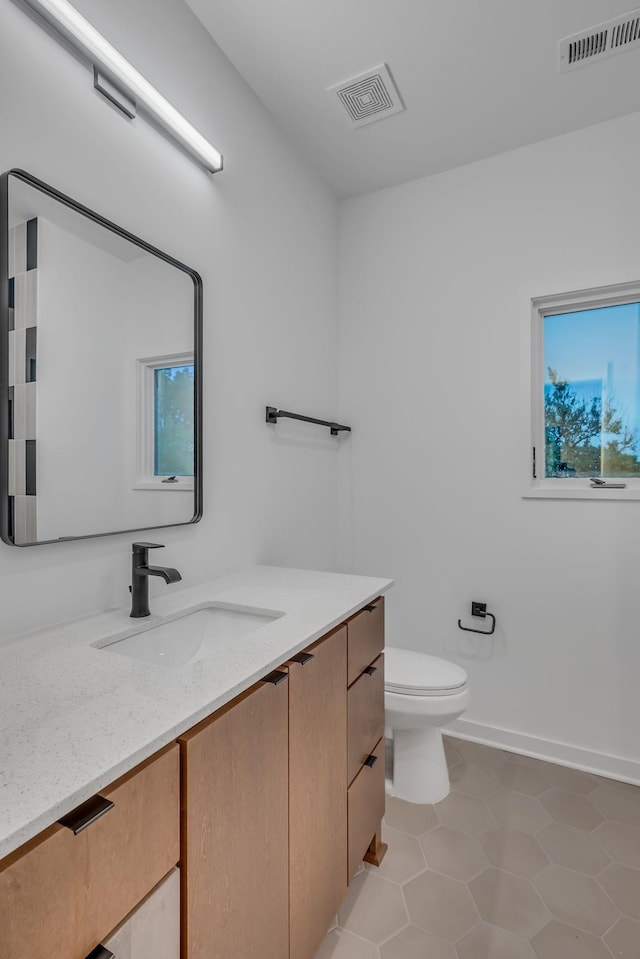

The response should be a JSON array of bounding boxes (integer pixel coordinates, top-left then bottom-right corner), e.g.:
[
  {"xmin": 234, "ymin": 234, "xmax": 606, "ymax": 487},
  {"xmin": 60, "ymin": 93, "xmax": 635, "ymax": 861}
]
[{"xmin": 457, "ymin": 601, "xmax": 496, "ymax": 635}]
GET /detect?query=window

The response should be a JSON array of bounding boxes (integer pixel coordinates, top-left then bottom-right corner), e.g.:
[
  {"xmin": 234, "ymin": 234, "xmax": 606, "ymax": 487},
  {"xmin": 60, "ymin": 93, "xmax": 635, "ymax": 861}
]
[
  {"xmin": 530, "ymin": 281, "xmax": 640, "ymax": 498},
  {"xmin": 136, "ymin": 353, "xmax": 194, "ymax": 489}
]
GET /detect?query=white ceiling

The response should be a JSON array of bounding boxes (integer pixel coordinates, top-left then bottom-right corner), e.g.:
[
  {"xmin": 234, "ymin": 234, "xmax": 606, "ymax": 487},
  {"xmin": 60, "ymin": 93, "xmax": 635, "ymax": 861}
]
[{"xmin": 185, "ymin": 0, "xmax": 640, "ymax": 197}]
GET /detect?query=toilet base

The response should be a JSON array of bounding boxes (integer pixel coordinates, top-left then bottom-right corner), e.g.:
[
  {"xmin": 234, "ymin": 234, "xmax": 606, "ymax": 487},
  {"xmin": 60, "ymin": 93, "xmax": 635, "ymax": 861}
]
[{"xmin": 390, "ymin": 726, "xmax": 450, "ymax": 804}]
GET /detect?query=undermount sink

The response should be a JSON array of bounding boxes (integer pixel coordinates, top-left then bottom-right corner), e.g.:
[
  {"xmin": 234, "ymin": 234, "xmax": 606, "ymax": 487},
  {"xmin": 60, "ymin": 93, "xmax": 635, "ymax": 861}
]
[{"xmin": 95, "ymin": 604, "xmax": 283, "ymax": 668}]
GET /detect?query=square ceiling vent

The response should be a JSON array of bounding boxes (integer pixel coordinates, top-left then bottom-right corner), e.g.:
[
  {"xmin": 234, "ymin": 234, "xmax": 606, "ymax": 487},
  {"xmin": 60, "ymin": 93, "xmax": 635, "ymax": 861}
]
[{"xmin": 328, "ymin": 63, "xmax": 405, "ymax": 128}]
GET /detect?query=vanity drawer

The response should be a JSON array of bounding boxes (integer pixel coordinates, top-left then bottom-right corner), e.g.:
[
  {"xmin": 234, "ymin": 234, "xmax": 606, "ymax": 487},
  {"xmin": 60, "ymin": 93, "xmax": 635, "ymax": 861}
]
[
  {"xmin": 347, "ymin": 597, "xmax": 384, "ymax": 686},
  {"xmin": 0, "ymin": 743, "xmax": 180, "ymax": 959},
  {"xmin": 347, "ymin": 737, "xmax": 385, "ymax": 882},
  {"xmin": 347, "ymin": 654, "xmax": 385, "ymax": 785},
  {"xmin": 102, "ymin": 867, "xmax": 180, "ymax": 959}
]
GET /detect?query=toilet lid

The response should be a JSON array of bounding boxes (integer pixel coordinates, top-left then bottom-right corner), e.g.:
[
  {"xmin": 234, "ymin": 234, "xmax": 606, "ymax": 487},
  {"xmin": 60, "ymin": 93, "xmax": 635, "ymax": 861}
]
[{"xmin": 385, "ymin": 646, "xmax": 468, "ymax": 696}]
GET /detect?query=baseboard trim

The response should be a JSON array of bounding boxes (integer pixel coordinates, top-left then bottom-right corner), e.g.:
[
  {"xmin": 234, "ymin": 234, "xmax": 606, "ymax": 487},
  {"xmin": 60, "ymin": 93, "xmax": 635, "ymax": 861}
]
[{"xmin": 448, "ymin": 718, "xmax": 640, "ymax": 786}]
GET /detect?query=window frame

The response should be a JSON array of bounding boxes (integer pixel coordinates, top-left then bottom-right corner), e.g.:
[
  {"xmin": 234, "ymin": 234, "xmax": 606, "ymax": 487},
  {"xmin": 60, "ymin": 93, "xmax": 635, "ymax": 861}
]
[
  {"xmin": 527, "ymin": 279, "xmax": 640, "ymax": 500},
  {"xmin": 135, "ymin": 352, "xmax": 195, "ymax": 491}
]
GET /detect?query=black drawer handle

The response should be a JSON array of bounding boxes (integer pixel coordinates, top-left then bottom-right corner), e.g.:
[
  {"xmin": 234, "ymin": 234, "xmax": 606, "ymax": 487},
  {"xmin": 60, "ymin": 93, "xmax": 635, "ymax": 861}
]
[
  {"xmin": 364, "ymin": 754, "xmax": 378, "ymax": 768},
  {"xmin": 59, "ymin": 795, "xmax": 115, "ymax": 835},
  {"xmin": 263, "ymin": 669, "xmax": 289, "ymax": 685},
  {"xmin": 363, "ymin": 665, "xmax": 377, "ymax": 676},
  {"xmin": 363, "ymin": 604, "xmax": 378, "ymax": 613},
  {"xmin": 289, "ymin": 652, "xmax": 315, "ymax": 666},
  {"xmin": 86, "ymin": 947, "xmax": 115, "ymax": 959}
]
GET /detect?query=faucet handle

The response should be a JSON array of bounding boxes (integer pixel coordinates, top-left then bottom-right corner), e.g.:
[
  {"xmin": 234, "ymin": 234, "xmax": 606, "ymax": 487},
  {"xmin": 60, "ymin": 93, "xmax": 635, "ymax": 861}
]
[{"xmin": 132, "ymin": 542, "xmax": 165, "ymax": 553}]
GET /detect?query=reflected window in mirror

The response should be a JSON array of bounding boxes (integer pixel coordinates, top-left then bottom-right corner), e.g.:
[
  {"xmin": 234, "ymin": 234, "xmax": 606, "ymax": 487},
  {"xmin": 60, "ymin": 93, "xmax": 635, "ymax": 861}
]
[{"xmin": 136, "ymin": 353, "xmax": 195, "ymax": 490}]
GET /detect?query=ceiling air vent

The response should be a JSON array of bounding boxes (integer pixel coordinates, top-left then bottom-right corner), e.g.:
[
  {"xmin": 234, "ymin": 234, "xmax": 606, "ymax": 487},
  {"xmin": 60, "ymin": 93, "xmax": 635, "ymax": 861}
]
[
  {"xmin": 328, "ymin": 63, "xmax": 405, "ymax": 128},
  {"xmin": 559, "ymin": 8, "xmax": 640, "ymax": 72}
]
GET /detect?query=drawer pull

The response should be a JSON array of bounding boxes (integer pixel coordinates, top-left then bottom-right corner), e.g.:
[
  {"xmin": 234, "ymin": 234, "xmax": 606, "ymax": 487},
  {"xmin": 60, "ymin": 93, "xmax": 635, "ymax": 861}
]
[
  {"xmin": 363, "ymin": 665, "xmax": 377, "ymax": 676},
  {"xmin": 289, "ymin": 651, "xmax": 315, "ymax": 666},
  {"xmin": 86, "ymin": 948, "xmax": 115, "ymax": 959},
  {"xmin": 58, "ymin": 795, "xmax": 115, "ymax": 835},
  {"xmin": 363, "ymin": 754, "xmax": 378, "ymax": 768},
  {"xmin": 363, "ymin": 604, "xmax": 378, "ymax": 613},
  {"xmin": 263, "ymin": 669, "xmax": 289, "ymax": 685}
]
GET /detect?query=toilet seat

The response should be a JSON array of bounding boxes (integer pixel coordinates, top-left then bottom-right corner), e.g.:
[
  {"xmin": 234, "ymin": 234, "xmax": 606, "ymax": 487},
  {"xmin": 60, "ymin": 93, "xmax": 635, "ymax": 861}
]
[{"xmin": 385, "ymin": 646, "xmax": 468, "ymax": 697}]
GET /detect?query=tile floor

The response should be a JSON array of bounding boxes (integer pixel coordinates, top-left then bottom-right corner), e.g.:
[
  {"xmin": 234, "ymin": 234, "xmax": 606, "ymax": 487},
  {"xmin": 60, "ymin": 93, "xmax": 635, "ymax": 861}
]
[{"xmin": 316, "ymin": 738, "xmax": 640, "ymax": 959}]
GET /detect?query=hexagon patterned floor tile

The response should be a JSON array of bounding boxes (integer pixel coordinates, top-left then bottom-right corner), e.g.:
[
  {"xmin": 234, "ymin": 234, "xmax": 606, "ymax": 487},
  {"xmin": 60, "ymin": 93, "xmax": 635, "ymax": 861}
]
[
  {"xmin": 380, "ymin": 924, "xmax": 457, "ymax": 959},
  {"xmin": 420, "ymin": 825, "xmax": 488, "ymax": 881},
  {"xmin": 457, "ymin": 922, "xmax": 536, "ymax": 959},
  {"xmin": 536, "ymin": 822, "xmax": 610, "ymax": 875},
  {"xmin": 448, "ymin": 762, "xmax": 500, "ymax": 798},
  {"xmin": 364, "ymin": 825, "xmax": 427, "ymax": 884},
  {"xmin": 469, "ymin": 867, "xmax": 550, "ymax": 939},
  {"xmin": 337, "ymin": 871, "xmax": 409, "ymax": 944},
  {"xmin": 403, "ymin": 869, "xmax": 479, "ymax": 941},
  {"xmin": 315, "ymin": 738, "xmax": 640, "ymax": 958},
  {"xmin": 479, "ymin": 826, "xmax": 549, "ymax": 878},
  {"xmin": 494, "ymin": 762, "xmax": 549, "ymax": 797},
  {"xmin": 533, "ymin": 866, "xmax": 619, "ymax": 936}
]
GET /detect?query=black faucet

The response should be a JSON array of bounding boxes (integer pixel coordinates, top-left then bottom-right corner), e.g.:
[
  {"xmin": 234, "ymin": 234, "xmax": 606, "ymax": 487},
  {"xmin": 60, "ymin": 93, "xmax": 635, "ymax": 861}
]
[{"xmin": 130, "ymin": 542, "xmax": 182, "ymax": 618}]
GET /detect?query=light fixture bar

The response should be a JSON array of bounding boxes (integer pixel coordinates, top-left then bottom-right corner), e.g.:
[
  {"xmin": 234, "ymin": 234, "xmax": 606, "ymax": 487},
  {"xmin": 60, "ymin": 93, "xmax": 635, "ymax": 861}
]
[
  {"xmin": 93, "ymin": 68, "xmax": 136, "ymax": 120},
  {"xmin": 21, "ymin": 0, "xmax": 223, "ymax": 173}
]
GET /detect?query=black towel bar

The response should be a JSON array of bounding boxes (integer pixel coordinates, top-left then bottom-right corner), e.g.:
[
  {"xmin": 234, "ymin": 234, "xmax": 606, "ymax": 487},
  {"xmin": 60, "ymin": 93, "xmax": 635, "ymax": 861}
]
[{"xmin": 266, "ymin": 406, "xmax": 351, "ymax": 436}]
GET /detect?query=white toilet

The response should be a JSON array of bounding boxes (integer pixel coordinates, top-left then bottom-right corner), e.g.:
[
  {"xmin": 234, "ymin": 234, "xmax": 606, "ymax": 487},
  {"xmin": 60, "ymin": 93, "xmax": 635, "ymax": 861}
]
[{"xmin": 385, "ymin": 646, "xmax": 470, "ymax": 805}]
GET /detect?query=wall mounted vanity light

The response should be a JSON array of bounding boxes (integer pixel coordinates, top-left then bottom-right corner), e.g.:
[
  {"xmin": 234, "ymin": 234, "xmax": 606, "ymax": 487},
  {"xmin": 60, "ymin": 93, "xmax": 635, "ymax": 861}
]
[{"xmin": 20, "ymin": 0, "xmax": 223, "ymax": 173}]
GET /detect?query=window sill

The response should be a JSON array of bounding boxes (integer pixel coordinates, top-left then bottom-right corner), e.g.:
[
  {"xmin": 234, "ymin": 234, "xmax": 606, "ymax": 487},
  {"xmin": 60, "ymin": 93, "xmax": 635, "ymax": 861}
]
[
  {"xmin": 133, "ymin": 481, "xmax": 194, "ymax": 492},
  {"xmin": 524, "ymin": 485, "xmax": 640, "ymax": 501}
]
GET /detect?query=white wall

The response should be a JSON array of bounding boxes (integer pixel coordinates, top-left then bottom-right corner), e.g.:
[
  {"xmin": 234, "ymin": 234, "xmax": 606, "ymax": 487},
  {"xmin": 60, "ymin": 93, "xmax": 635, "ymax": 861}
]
[
  {"xmin": 338, "ymin": 111, "xmax": 640, "ymax": 780},
  {"xmin": 0, "ymin": 0, "xmax": 340, "ymax": 636},
  {"xmin": 36, "ymin": 220, "xmax": 193, "ymax": 539},
  {"xmin": 120, "ymin": 253, "xmax": 195, "ymax": 531},
  {"xmin": 37, "ymin": 217, "xmax": 126, "ymax": 540}
]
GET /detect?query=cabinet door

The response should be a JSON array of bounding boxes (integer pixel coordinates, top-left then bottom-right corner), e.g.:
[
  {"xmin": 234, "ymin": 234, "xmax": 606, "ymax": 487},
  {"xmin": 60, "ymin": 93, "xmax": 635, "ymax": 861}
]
[
  {"xmin": 102, "ymin": 868, "xmax": 180, "ymax": 959},
  {"xmin": 180, "ymin": 676, "xmax": 289, "ymax": 959},
  {"xmin": 289, "ymin": 626, "xmax": 347, "ymax": 959},
  {"xmin": 0, "ymin": 743, "xmax": 180, "ymax": 959}
]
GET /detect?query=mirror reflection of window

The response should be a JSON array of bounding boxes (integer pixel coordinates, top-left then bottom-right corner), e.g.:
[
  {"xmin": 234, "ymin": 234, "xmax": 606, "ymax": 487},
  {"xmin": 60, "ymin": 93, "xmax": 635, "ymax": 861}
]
[
  {"xmin": 154, "ymin": 363, "xmax": 195, "ymax": 477},
  {"xmin": 136, "ymin": 353, "xmax": 195, "ymax": 491}
]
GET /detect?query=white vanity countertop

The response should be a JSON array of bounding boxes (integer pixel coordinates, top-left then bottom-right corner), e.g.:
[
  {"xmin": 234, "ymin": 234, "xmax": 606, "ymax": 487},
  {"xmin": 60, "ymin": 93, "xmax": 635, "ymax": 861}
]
[{"xmin": 0, "ymin": 564, "xmax": 392, "ymax": 860}]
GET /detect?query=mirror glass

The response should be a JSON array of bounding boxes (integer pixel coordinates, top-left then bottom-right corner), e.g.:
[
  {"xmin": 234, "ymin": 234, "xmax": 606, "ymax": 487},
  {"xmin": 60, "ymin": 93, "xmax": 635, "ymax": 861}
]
[{"xmin": 1, "ymin": 170, "xmax": 202, "ymax": 546}]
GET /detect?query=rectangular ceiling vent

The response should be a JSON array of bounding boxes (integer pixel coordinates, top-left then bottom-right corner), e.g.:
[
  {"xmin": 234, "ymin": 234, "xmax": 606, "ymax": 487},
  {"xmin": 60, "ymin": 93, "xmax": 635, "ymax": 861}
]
[
  {"xmin": 559, "ymin": 8, "xmax": 640, "ymax": 72},
  {"xmin": 328, "ymin": 63, "xmax": 405, "ymax": 128}
]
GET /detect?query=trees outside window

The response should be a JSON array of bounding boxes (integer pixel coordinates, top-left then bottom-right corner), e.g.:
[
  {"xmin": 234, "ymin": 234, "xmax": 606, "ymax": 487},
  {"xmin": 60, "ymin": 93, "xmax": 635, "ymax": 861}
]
[
  {"xmin": 154, "ymin": 365, "xmax": 194, "ymax": 476},
  {"xmin": 544, "ymin": 368, "xmax": 640, "ymax": 477},
  {"xmin": 535, "ymin": 294, "xmax": 640, "ymax": 483}
]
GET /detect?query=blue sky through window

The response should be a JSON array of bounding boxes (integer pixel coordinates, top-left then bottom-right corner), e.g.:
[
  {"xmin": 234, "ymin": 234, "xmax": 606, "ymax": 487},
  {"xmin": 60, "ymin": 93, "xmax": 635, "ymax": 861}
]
[{"xmin": 543, "ymin": 302, "xmax": 640, "ymax": 476}]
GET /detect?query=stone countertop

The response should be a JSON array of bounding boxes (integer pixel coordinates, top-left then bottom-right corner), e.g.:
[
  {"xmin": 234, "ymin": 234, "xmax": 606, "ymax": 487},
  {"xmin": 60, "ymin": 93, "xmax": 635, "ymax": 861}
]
[{"xmin": 0, "ymin": 565, "xmax": 392, "ymax": 860}]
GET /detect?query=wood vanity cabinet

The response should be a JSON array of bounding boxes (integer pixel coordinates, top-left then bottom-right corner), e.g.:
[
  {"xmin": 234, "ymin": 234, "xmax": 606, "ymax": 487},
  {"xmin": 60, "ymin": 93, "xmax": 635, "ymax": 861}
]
[
  {"xmin": 289, "ymin": 625, "xmax": 347, "ymax": 959},
  {"xmin": 180, "ymin": 626, "xmax": 349, "ymax": 959},
  {"xmin": 0, "ymin": 743, "xmax": 180, "ymax": 959},
  {"xmin": 346, "ymin": 597, "xmax": 387, "ymax": 881},
  {"xmin": 179, "ymin": 672, "xmax": 290, "ymax": 959},
  {"xmin": 0, "ymin": 595, "xmax": 387, "ymax": 959},
  {"xmin": 179, "ymin": 603, "xmax": 387, "ymax": 959}
]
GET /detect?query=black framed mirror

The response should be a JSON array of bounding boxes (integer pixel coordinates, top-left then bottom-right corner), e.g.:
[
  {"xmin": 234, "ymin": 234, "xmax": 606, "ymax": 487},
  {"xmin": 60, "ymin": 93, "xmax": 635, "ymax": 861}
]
[{"xmin": 0, "ymin": 169, "xmax": 202, "ymax": 546}]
